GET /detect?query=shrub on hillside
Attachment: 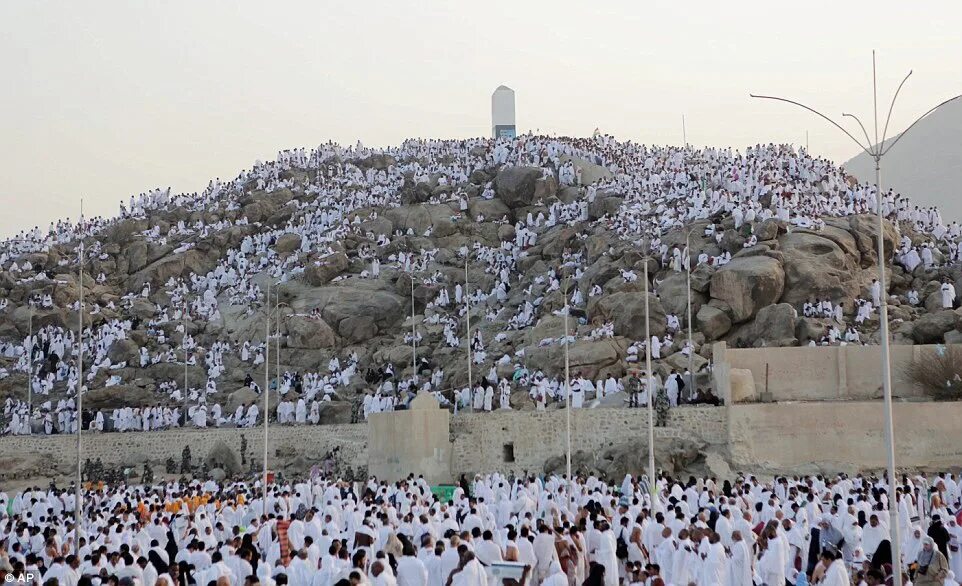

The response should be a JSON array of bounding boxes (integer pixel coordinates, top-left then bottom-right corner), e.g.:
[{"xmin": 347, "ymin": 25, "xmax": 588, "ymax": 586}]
[{"xmin": 904, "ymin": 345, "xmax": 962, "ymax": 401}]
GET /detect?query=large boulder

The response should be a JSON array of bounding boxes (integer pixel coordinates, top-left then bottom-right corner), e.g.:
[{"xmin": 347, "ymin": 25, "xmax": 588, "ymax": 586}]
[
  {"xmin": 560, "ymin": 155, "xmax": 614, "ymax": 185},
  {"xmin": 226, "ymin": 388, "xmax": 259, "ymax": 413},
  {"xmin": 338, "ymin": 316, "xmax": 378, "ymax": 344},
  {"xmin": 107, "ymin": 339, "xmax": 141, "ymax": 365},
  {"xmin": 494, "ymin": 166, "xmax": 541, "ymax": 209},
  {"xmin": 751, "ymin": 303, "xmax": 798, "ymax": 346},
  {"xmin": 689, "ymin": 264, "xmax": 715, "ymax": 293},
  {"xmin": 848, "ymin": 215, "xmax": 899, "ymax": 264},
  {"xmin": 293, "ymin": 285, "xmax": 405, "ymax": 344},
  {"xmin": 286, "ymin": 316, "xmax": 336, "ymax": 349},
  {"xmin": 589, "ymin": 292, "xmax": 666, "ymax": 340},
  {"xmin": 84, "ymin": 385, "xmax": 158, "ymax": 411},
  {"xmin": 275, "ymin": 234, "xmax": 302, "ymax": 254},
  {"xmin": 383, "ymin": 204, "xmax": 457, "ymax": 237},
  {"xmin": 524, "ymin": 339, "xmax": 622, "ymax": 380},
  {"xmin": 912, "ymin": 310, "xmax": 957, "ymax": 343},
  {"xmin": 657, "ymin": 272, "xmax": 705, "ymax": 316},
  {"xmin": 305, "ymin": 253, "xmax": 349, "ymax": 286},
  {"xmin": 696, "ymin": 305, "xmax": 732, "ymax": 340},
  {"xmin": 129, "ymin": 298, "xmax": 156, "ymax": 320},
  {"xmin": 777, "ymin": 232, "xmax": 859, "ymax": 306},
  {"xmin": 535, "ymin": 176, "xmax": 560, "ymax": 201},
  {"xmin": 129, "ymin": 247, "xmax": 219, "ymax": 291},
  {"xmin": 709, "ymin": 256, "xmax": 785, "ymax": 323},
  {"xmin": 317, "ymin": 401, "xmax": 353, "ymax": 424},
  {"xmin": 468, "ymin": 198, "xmax": 512, "ymax": 223},
  {"xmin": 357, "ymin": 153, "xmax": 397, "ymax": 170},
  {"xmin": 120, "ymin": 241, "xmax": 149, "ymax": 274}
]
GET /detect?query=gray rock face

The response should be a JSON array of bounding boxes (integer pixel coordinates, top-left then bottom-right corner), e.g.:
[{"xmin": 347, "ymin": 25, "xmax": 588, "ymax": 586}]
[
  {"xmin": 294, "ymin": 286, "xmax": 405, "ymax": 344},
  {"xmin": 696, "ymin": 305, "xmax": 732, "ymax": 340},
  {"xmin": 84, "ymin": 385, "xmax": 157, "ymax": 411},
  {"xmin": 227, "ymin": 388, "xmax": 259, "ymax": 412},
  {"xmin": 317, "ymin": 401, "xmax": 352, "ymax": 424},
  {"xmin": 658, "ymin": 272, "xmax": 705, "ymax": 317},
  {"xmin": 121, "ymin": 241, "xmax": 149, "ymax": 273},
  {"xmin": 384, "ymin": 204, "xmax": 457, "ymax": 237},
  {"xmin": 755, "ymin": 219, "xmax": 783, "ymax": 241},
  {"xmin": 275, "ymin": 234, "xmax": 302, "ymax": 253},
  {"xmin": 777, "ymin": 232, "xmax": 859, "ymax": 306},
  {"xmin": 305, "ymin": 253, "xmax": 349, "ymax": 286},
  {"xmin": 129, "ymin": 248, "xmax": 219, "ymax": 291},
  {"xmin": 108, "ymin": 339, "xmax": 141, "ymax": 365},
  {"xmin": 468, "ymin": 198, "xmax": 512, "ymax": 223},
  {"xmin": 560, "ymin": 155, "xmax": 614, "ymax": 185},
  {"xmin": 590, "ymin": 292, "xmax": 666, "ymax": 340},
  {"xmin": 848, "ymin": 215, "xmax": 899, "ymax": 264},
  {"xmin": 494, "ymin": 166, "xmax": 541, "ymax": 208},
  {"xmin": 709, "ymin": 256, "xmax": 785, "ymax": 323},
  {"xmin": 912, "ymin": 310, "xmax": 957, "ymax": 343},
  {"xmin": 751, "ymin": 303, "xmax": 798, "ymax": 347},
  {"xmin": 525, "ymin": 339, "xmax": 623, "ymax": 380},
  {"xmin": 286, "ymin": 315, "xmax": 336, "ymax": 349},
  {"xmin": 587, "ymin": 194, "xmax": 624, "ymax": 220}
]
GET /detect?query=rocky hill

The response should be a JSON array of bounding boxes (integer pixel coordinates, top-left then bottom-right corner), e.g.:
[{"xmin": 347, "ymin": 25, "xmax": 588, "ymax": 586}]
[{"xmin": 2, "ymin": 136, "xmax": 961, "ymax": 427}]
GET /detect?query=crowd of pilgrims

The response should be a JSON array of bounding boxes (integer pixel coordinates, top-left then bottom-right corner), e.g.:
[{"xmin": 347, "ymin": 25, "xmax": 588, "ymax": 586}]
[
  {"xmin": 3, "ymin": 134, "xmax": 962, "ymax": 435},
  {"xmin": 0, "ymin": 469, "xmax": 961, "ymax": 586}
]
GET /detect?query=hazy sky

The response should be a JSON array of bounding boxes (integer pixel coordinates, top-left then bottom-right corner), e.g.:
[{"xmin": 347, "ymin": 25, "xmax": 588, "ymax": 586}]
[{"xmin": 1, "ymin": 0, "xmax": 960, "ymax": 236}]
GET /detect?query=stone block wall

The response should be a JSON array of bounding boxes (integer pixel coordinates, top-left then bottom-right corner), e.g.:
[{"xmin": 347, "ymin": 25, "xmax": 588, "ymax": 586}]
[
  {"xmin": 0, "ymin": 423, "xmax": 367, "ymax": 484},
  {"xmin": 716, "ymin": 342, "xmax": 956, "ymax": 402},
  {"xmin": 728, "ymin": 401, "xmax": 962, "ymax": 474},
  {"xmin": 448, "ymin": 406, "xmax": 727, "ymax": 477}
]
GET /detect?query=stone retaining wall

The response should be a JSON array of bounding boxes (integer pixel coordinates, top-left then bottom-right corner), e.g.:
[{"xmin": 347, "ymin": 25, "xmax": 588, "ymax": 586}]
[
  {"xmin": 449, "ymin": 406, "xmax": 727, "ymax": 476},
  {"xmin": 0, "ymin": 423, "xmax": 367, "ymax": 484},
  {"xmin": 3, "ymin": 401, "xmax": 958, "ymax": 485}
]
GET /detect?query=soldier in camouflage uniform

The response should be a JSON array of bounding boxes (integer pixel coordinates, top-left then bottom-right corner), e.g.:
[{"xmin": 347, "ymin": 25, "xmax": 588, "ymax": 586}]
[
  {"xmin": 655, "ymin": 386, "xmax": 670, "ymax": 426},
  {"xmin": 626, "ymin": 375, "xmax": 641, "ymax": 408}
]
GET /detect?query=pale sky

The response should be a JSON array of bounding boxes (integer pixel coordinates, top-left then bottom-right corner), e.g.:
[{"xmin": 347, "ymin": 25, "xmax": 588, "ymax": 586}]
[{"xmin": 1, "ymin": 0, "xmax": 960, "ymax": 236}]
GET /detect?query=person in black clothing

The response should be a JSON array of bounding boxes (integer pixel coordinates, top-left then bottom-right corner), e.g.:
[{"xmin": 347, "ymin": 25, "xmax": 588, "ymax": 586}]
[{"xmin": 927, "ymin": 514, "xmax": 951, "ymax": 557}]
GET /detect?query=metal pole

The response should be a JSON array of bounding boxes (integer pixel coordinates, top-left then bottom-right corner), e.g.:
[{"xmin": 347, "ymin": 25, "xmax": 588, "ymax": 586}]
[
  {"xmin": 74, "ymin": 201, "xmax": 83, "ymax": 557},
  {"xmin": 682, "ymin": 114, "xmax": 687, "ymax": 148},
  {"xmin": 27, "ymin": 310, "xmax": 32, "ymax": 434},
  {"xmin": 183, "ymin": 302, "xmax": 188, "ymax": 427},
  {"xmin": 263, "ymin": 283, "xmax": 270, "ymax": 493},
  {"xmin": 465, "ymin": 258, "xmax": 472, "ymax": 393},
  {"xmin": 875, "ymin": 157, "xmax": 901, "ymax": 579},
  {"xmin": 745, "ymin": 53, "xmax": 962, "ymax": 586},
  {"xmin": 644, "ymin": 255, "xmax": 656, "ymax": 511},
  {"xmin": 563, "ymin": 284, "xmax": 572, "ymax": 514},
  {"xmin": 275, "ymin": 289, "xmax": 280, "ymax": 400},
  {"xmin": 411, "ymin": 273, "xmax": 417, "ymax": 382},
  {"xmin": 686, "ymin": 231, "xmax": 694, "ymax": 401}
]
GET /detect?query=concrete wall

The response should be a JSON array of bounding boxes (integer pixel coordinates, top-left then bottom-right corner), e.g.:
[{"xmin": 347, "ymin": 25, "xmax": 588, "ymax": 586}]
[
  {"xmin": 728, "ymin": 401, "xmax": 962, "ymax": 474},
  {"xmin": 449, "ymin": 407, "xmax": 727, "ymax": 477},
  {"xmin": 716, "ymin": 342, "xmax": 953, "ymax": 402},
  {"xmin": 367, "ymin": 394, "xmax": 452, "ymax": 484}
]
